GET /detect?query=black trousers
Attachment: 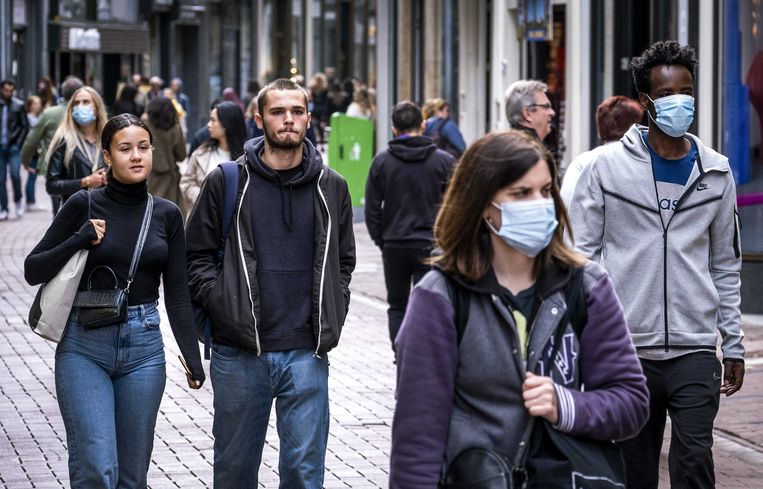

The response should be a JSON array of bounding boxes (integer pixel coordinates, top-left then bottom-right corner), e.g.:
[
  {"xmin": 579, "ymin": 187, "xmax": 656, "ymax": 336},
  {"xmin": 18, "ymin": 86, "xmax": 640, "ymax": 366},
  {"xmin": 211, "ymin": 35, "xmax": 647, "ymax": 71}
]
[
  {"xmin": 381, "ymin": 245, "xmax": 431, "ymax": 347},
  {"xmin": 618, "ymin": 351, "xmax": 721, "ymax": 489}
]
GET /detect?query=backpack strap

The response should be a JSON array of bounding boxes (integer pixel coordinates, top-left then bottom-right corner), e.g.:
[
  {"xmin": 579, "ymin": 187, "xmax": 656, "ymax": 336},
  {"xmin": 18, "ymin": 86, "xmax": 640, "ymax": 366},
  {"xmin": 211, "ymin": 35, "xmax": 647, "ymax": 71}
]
[
  {"xmin": 564, "ymin": 266, "xmax": 587, "ymax": 338},
  {"xmin": 444, "ymin": 272, "xmax": 471, "ymax": 344},
  {"xmin": 201, "ymin": 161, "xmax": 240, "ymax": 359}
]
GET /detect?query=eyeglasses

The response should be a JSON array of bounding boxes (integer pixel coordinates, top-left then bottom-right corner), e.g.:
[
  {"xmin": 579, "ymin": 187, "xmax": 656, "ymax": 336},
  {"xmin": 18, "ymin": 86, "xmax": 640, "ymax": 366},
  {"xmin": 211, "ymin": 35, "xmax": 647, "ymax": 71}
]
[{"xmin": 527, "ymin": 103, "xmax": 553, "ymax": 111}]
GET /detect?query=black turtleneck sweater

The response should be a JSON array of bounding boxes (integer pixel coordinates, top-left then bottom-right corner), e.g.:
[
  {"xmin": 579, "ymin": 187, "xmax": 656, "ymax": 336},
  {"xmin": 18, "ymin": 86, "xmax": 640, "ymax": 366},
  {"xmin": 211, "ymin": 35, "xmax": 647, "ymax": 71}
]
[{"xmin": 25, "ymin": 176, "xmax": 205, "ymax": 382}]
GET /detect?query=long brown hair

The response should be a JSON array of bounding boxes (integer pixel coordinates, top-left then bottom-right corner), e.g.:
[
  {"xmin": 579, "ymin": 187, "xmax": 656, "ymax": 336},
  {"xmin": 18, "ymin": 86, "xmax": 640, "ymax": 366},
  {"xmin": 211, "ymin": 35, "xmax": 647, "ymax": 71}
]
[{"xmin": 431, "ymin": 130, "xmax": 584, "ymax": 281}]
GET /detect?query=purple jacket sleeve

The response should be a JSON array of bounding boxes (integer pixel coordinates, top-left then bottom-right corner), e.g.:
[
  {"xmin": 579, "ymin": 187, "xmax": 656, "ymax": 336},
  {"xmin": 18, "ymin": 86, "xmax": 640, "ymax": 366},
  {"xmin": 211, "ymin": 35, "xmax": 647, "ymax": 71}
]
[
  {"xmin": 554, "ymin": 272, "xmax": 649, "ymax": 441},
  {"xmin": 390, "ymin": 287, "xmax": 458, "ymax": 489}
]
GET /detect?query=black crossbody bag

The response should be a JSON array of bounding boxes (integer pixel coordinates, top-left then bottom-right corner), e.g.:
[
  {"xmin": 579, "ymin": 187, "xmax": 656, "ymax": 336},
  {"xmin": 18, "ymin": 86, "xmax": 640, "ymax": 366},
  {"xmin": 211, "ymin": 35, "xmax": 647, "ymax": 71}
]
[
  {"xmin": 441, "ymin": 268, "xmax": 626, "ymax": 489},
  {"xmin": 72, "ymin": 194, "xmax": 154, "ymax": 329}
]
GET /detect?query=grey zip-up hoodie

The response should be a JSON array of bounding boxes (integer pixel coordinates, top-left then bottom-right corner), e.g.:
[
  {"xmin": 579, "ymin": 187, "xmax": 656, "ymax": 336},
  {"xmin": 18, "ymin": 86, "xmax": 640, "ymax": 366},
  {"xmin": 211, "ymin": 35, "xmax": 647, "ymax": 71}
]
[{"xmin": 567, "ymin": 124, "xmax": 743, "ymax": 360}]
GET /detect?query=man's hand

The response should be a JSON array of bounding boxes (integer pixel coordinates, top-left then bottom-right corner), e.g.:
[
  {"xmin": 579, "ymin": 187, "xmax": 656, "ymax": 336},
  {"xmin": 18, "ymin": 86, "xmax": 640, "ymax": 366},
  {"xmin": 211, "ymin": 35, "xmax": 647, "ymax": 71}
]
[
  {"xmin": 721, "ymin": 359, "xmax": 745, "ymax": 397},
  {"xmin": 522, "ymin": 372, "xmax": 558, "ymax": 424}
]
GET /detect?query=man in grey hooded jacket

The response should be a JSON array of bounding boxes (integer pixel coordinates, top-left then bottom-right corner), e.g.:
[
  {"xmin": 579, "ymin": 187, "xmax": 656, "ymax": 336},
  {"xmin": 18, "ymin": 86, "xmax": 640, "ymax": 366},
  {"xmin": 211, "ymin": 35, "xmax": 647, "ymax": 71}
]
[{"xmin": 567, "ymin": 41, "xmax": 744, "ymax": 489}]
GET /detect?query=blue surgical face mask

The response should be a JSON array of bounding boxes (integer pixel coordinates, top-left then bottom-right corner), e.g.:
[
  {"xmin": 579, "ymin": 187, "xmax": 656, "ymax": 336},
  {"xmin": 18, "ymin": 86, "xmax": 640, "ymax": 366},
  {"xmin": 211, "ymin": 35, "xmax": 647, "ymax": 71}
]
[
  {"xmin": 72, "ymin": 105, "xmax": 95, "ymax": 126},
  {"xmin": 647, "ymin": 94, "xmax": 695, "ymax": 138},
  {"xmin": 485, "ymin": 198, "xmax": 558, "ymax": 257}
]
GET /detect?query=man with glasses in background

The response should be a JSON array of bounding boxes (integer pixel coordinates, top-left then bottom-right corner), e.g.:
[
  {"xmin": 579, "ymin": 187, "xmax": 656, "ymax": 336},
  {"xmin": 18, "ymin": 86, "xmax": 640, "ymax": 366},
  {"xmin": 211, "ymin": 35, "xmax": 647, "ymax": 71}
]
[{"xmin": 504, "ymin": 79, "xmax": 556, "ymax": 144}]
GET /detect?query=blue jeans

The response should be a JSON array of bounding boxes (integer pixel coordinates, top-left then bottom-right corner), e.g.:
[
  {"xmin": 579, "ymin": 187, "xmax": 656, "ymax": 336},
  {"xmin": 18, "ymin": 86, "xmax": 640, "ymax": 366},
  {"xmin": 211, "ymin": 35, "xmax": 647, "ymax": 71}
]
[
  {"xmin": 25, "ymin": 155, "xmax": 37, "ymax": 204},
  {"xmin": 55, "ymin": 302, "xmax": 166, "ymax": 489},
  {"xmin": 0, "ymin": 144, "xmax": 21, "ymax": 210},
  {"xmin": 211, "ymin": 345, "xmax": 330, "ymax": 489}
]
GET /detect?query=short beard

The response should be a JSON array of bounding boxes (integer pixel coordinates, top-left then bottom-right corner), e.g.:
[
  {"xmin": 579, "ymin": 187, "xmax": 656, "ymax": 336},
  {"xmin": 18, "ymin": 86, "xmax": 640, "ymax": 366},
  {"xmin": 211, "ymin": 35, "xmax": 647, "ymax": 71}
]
[{"xmin": 264, "ymin": 128, "xmax": 305, "ymax": 151}]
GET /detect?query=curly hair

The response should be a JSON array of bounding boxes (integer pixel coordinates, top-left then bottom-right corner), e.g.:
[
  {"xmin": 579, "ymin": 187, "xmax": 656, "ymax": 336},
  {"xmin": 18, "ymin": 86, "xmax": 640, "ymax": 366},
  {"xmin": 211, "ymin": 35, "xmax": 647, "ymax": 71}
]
[{"xmin": 631, "ymin": 40, "xmax": 697, "ymax": 94}]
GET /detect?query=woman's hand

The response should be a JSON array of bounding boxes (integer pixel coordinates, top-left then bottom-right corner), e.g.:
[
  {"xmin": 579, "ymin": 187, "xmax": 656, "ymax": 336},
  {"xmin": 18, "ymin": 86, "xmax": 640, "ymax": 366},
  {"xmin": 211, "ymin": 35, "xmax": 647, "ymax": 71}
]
[
  {"xmin": 83, "ymin": 168, "xmax": 108, "ymax": 188},
  {"xmin": 186, "ymin": 374, "xmax": 203, "ymax": 390},
  {"xmin": 522, "ymin": 372, "xmax": 558, "ymax": 424},
  {"xmin": 89, "ymin": 219, "xmax": 106, "ymax": 245},
  {"xmin": 178, "ymin": 355, "xmax": 203, "ymax": 389}
]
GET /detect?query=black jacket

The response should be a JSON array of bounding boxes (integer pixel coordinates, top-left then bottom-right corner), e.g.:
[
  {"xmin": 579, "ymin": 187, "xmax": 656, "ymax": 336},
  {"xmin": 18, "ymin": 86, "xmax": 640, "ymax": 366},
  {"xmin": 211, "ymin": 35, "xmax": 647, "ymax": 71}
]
[
  {"xmin": 185, "ymin": 137, "xmax": 356, "ymax": 355},
  {"xmin": 46, "ymin": 143, "xmax": 105, "ymax": 203},
  {"xmin": 364, "ymin": 135, "xmax": 455, "ymax": 247},
  {"xmin": 0, "ymin": 96, "xmax": 28, "ymax": 147}
]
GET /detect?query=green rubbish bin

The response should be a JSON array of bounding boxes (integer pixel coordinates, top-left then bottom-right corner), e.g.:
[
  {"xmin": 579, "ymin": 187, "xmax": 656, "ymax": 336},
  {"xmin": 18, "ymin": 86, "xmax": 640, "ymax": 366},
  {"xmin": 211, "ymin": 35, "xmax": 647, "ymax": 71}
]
[{"xmin": 328, "ymin": 113, "xmax": 374, "ymax": 207}]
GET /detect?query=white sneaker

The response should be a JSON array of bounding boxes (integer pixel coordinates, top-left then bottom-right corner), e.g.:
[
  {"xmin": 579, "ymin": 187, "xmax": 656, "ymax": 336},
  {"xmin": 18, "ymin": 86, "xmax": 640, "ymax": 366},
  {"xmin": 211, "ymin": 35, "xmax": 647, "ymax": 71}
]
[
  {"xmin": 0, "ymin": 209, "xmax": 7, "ymax": 220},
  {"xmin": 26, "ymin": 202, "xmax": 43, "ymax": 212},
  {"xmin": 15, "ymin": 201, "xmax": 24, "ymax": 219}
]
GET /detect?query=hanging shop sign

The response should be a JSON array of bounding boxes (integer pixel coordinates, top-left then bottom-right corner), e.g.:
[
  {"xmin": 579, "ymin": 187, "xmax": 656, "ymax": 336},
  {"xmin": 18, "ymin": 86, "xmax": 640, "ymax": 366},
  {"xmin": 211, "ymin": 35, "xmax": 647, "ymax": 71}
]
[
  {"xmin": 521, "ymin": 0, "xmax": 553, "ymax": 42},
  {"xmin": 68, "ymin": 28, "xmax": 101, "ymax": 51}
]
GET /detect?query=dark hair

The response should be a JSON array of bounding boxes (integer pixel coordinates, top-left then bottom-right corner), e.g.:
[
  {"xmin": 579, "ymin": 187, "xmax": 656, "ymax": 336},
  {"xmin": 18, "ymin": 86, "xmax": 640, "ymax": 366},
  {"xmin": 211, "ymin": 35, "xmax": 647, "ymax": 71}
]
[
  {"xmin": 391, "ymin": 101, "xmax": 423, "ymax": 133},
  {"xmin": 596, "ymin": 96, "xmax": 644, "ymax": 142},
  {"xmin": 146, "ymin": 96, "xmax": 177, "ymax": 131},
  {"xmin": 431, "ymin": 130, "xmax": 583, "ymax": 280},
  {"xmin": 37, "ymin": 76, "xmax": 55, "ymax": 105},
  {"xmin": 257, "ymin": 78, "xmax": 309, "ymax": 117},
  {"xmin": 201, "ymin": 101, "xmax": 247, "ymax": 159},
  {"xmin": 61, "ymin": 76, "xmax": 84, "ymax": 101},
  {"xmin": 1, "ymin": 80, "xmax": 14, "ymax": 88},
  {"xmin": 102, "ymin": 113, "xmax": 153, "ymax": 151},
  {"xmin": 631, "ymin": 40, "xmax": 697, "ymax": 94}
]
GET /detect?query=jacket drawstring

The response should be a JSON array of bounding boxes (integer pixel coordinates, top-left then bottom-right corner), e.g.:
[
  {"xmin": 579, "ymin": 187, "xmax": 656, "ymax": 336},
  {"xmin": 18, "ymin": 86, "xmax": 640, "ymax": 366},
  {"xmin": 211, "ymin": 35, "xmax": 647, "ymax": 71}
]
[{"xmin": 276, "ymin": 174, "xmax": 294, "ymax": 230}]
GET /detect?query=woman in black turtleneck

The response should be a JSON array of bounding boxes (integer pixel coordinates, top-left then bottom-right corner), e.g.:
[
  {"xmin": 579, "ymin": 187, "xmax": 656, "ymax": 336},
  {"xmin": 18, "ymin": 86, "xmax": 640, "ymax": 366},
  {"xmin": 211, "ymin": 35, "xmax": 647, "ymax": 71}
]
[{"xmin": 24, "ymin": 114, "xmax": 204, "ymax": 488}]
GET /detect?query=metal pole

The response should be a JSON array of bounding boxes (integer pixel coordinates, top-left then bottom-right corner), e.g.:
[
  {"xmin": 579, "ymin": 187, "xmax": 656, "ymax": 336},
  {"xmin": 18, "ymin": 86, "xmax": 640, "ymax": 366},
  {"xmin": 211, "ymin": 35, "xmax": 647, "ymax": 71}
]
[
  {"xmin": 375, "ymin": 0, "xmax": 395, "ymax": 153},
  {"xmin": 0, "ymin": 0, "xmax": 11, "ymax": 80}
]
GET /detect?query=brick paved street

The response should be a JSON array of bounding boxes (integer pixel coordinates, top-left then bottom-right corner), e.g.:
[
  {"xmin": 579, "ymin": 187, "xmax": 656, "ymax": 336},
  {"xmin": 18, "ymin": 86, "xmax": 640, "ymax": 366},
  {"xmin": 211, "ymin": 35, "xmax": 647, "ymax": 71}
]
[{"xmin": 1, "ymin": 178, "xmax": 763, "ymax": 488}]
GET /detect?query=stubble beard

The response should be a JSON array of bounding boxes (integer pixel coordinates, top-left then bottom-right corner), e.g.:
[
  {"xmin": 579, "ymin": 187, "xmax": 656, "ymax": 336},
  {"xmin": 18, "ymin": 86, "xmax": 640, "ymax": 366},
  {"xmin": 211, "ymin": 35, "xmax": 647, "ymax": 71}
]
[{"xmin": 264, "ymin": 126, "xmax": 305, "ymax": 151}]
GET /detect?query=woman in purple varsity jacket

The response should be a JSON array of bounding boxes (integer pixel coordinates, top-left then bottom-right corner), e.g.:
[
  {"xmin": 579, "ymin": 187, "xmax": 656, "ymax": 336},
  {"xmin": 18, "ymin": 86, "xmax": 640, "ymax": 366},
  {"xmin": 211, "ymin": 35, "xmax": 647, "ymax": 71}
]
[{"xmin": 389, "ymin": 130, "xmax": 649, "ymax": 488}]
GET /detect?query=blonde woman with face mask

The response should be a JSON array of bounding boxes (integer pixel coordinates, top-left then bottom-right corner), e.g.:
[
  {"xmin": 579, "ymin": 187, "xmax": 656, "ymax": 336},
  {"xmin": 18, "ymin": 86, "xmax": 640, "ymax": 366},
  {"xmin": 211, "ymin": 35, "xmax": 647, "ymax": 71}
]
[{"xmin": 46, "ymin": 86, "xmax": 109, "ymax": 207}]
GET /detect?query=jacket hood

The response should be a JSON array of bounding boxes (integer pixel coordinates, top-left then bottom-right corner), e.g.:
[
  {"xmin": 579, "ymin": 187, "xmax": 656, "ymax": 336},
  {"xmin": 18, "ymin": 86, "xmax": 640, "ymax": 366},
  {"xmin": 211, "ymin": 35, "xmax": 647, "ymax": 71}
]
[
  {"xmin": 387, "ymin": 135, "xmax": 439, "ymax": 162},
  {"xmin": 434, "ymin": 257, "xmax": 573, "ymax": 300},
  {"xmin": 244, "ymin": 135, "xmax": 324, "ymax": 185},
  {"xmin": 620, "ymin": 124, "xmax": 728, "ymax": 173}
]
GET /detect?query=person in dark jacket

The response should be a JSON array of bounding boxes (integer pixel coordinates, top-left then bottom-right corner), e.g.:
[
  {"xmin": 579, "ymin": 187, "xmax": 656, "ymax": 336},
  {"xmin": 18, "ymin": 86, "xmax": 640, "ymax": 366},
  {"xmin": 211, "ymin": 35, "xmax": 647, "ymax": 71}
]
[
  {"xmin": 0, "ymin": 79, "xmax": 30, "ymax": 220},
  {"xmin": 365, "ymin": 101, "xmax": 454, "ymax": 349},
  {"xmin": 46, "ymin": 86, "xmax": 109, "ymax": 207},
  {"xmin": 389, "ymin": 130, "xmax": 649, "ymax": 488},
  {"xmin": 186, "ymin": 78, "xmax": 356, "ymax": 488}
]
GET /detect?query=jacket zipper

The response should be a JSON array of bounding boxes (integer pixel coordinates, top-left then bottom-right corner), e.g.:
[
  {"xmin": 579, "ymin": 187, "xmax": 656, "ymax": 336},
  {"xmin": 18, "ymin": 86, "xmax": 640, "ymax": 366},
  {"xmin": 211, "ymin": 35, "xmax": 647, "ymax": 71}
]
[
  {"xmin": 655, "ymin": 162, "xmax": 711, "ymax": 352},
  {"xmin": 314, "ymin": 169, "xmax": 331, "ymax": 358},
  {"xmin": 490, "ymin": 295, "xmax": 542, "ymax": 376},
  {"xmin": 237, "ymin": 164, "xmax": 260, "ymax": 355}
]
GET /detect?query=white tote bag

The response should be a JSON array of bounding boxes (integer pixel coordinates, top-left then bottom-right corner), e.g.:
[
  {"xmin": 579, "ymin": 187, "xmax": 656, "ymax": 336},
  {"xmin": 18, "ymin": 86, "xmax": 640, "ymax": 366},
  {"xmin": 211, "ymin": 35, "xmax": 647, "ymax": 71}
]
[{"xmin": 28, "ymin": 249, "xmax": 89, "ymax": 342}]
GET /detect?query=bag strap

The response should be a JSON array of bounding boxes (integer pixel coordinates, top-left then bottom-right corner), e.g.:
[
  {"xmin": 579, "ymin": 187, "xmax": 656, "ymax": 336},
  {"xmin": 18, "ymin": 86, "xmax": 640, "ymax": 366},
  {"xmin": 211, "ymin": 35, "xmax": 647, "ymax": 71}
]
[
  {"xmin": 444, "ymin": 273, "xmax": 471, "ymax": 344},
  {"xmin": 511, "ymin": 266, "xmax": 586, "ymax": 477},
  {"xmin": 217, "ymin": 161, "xmax": 240, "ymax": 262},
  {"xmin": 124, "ymin": 194, "xmax": 153, "ymax": 293},
  {"xmin": 201, "ymin": 162, "xmax": 239, "ymax": 359}
]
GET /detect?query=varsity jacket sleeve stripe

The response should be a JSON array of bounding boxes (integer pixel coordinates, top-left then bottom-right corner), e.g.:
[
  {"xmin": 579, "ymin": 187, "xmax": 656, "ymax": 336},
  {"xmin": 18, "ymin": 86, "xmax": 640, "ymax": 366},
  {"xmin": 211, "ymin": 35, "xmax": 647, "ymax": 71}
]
[{"xmin": 709, "ymin": 173, "xmax": 744, "ymax": 360}]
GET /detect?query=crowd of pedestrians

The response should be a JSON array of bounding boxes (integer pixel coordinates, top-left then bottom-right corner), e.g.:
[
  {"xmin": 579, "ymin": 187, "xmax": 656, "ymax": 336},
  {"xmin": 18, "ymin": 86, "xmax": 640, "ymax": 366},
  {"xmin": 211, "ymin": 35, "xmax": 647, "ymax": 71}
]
[{"xmin": 1, "ymin": 38, "xmax": 744, "ymax": 489}]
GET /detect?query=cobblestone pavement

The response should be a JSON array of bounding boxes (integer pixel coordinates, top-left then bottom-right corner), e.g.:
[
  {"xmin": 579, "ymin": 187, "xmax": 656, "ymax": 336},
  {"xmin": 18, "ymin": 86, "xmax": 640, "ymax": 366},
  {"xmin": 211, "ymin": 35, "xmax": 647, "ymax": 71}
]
[{"xmin": 2, "ymin": 179, "xmax": 763, "ymax": 488}]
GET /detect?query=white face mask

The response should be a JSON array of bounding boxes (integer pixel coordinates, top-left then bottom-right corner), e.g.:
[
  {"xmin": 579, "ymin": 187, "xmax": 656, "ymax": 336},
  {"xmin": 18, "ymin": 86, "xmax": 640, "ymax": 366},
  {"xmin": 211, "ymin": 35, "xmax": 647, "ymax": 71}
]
[
  {"xmin": 485, "ymin": 198, "xmax": 558, "ymax": 257},
  {"xmin": 647, "ymin": 94, "xmax": 695, "ymax": 138}
]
